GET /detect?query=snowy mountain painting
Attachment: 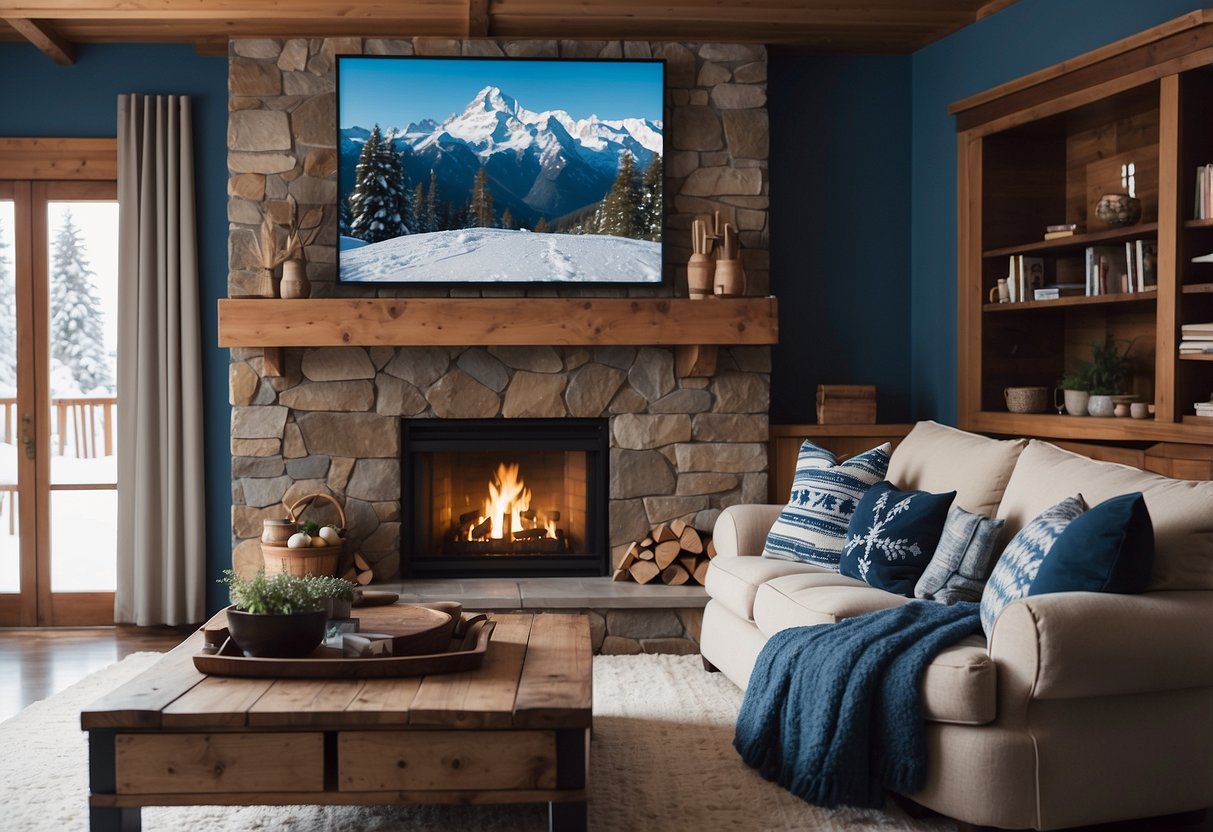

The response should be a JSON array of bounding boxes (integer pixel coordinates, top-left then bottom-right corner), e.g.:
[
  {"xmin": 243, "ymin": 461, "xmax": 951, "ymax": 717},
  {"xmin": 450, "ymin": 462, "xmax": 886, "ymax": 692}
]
[{"xmin": 337, "ymin": 56, "xmax": 664, "ymax": 284}]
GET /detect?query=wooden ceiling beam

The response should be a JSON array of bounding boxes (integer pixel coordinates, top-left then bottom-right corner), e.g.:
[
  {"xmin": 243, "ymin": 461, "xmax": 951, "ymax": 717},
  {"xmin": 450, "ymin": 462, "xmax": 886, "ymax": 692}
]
[
  {"xmin": 4, "ymin": 16, "xmax": 74, "ymax": 63},
  {"xmin": 467, "ymin": 0, "xmax": 489, "ymax": 36}
]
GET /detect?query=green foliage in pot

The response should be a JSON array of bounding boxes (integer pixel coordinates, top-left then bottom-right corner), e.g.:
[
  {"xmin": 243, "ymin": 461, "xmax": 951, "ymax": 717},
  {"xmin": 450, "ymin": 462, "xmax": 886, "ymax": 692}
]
[
  {"xmin": 220, "ymin": 569, "xmax": 323, "ymax": 615},
  {"xmin": 303, "ymin": 574, "xmax": 357, "ymax": 603},
  {"xmin": 1086, "ymin": 339, "xmax": 1134, "ymax": 395},
  {"xmin": 1058, "ymin": 366, "xmax": 1091, "ymax": 391}
]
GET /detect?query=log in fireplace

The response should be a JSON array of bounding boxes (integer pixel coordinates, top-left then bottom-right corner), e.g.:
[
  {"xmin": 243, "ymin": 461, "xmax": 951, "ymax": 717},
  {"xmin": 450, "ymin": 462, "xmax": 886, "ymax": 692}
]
[{"xmin": 400, "ymin": 418, "xmax": 609, "ymax": 577}]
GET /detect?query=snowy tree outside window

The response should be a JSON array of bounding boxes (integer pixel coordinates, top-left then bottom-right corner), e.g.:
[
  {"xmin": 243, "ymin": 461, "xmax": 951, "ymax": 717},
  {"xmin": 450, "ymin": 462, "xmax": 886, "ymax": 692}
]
[{"xmin": 49, "ymin": 210, "xmax": 114, "ymax": 397}]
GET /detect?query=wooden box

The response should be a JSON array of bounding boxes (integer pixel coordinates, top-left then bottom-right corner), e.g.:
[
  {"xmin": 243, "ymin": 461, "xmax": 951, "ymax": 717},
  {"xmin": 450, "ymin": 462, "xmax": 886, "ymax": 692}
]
[{"xmin": 815, "ymin": 385, "xmax": 877, "ymax": 424}]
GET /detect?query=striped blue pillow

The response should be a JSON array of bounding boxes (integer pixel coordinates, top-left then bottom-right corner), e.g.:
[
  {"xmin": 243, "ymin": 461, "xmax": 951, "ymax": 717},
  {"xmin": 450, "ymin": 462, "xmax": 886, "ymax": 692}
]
[
  {"xmin": 980, "ymin": 495, "xmax": 1084, "ymax": 638},
  {"xmin": 762, "ymin": 440, "xmax": 891, "ymax": 568}
]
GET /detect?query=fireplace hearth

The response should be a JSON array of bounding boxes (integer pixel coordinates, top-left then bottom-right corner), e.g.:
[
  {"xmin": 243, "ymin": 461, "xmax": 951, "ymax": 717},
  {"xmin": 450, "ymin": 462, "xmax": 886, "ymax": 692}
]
[{"xmin": 401, "ymin": 418, "xmax": 609, "ymax": 578}]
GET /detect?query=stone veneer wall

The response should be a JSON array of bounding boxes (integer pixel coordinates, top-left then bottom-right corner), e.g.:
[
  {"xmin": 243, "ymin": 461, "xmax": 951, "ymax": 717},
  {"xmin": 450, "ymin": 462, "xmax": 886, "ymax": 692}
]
[{"xmin": 226, "ymin": 37, "xmax": 770, "ymax": 579}]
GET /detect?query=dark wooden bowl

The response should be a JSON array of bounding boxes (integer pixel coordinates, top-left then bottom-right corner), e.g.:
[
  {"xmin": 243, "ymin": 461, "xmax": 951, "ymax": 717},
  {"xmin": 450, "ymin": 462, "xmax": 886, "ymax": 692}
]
[{"xmin": 226, "ymin": 607, "xmax": 327, "ymax": 658}]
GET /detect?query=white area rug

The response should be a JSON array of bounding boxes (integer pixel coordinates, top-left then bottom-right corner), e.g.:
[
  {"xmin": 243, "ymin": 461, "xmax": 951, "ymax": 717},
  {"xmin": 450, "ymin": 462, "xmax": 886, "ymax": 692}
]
[{"xmin": 0, "ymin": 652, "xmax": 956, "ymax": 831}]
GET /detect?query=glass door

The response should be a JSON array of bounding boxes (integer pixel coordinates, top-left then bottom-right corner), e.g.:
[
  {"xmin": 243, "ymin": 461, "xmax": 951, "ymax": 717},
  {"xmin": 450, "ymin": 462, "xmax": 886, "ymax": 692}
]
[{"xmin": 0, "ymin": 180, "xmax": 118, "ymax": 625}]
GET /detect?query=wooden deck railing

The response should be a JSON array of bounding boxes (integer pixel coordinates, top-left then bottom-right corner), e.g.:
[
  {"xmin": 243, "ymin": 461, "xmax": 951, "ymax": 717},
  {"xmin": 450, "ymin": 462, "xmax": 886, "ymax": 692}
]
[{"xmin": 0, "ymin": 395, "xmax": 118, "ymax": 459}]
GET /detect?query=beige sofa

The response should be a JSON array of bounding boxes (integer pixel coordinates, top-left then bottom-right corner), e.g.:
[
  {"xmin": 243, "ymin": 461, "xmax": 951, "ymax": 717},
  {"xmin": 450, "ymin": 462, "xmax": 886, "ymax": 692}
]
[{"xmin": 701, "ymin": 421, "xmax": 1213, "ymax": 831}]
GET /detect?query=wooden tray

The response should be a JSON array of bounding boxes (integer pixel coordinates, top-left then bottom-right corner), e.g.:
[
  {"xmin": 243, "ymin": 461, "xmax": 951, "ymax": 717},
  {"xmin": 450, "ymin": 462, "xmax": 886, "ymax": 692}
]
[{"xmin": 193, "ymin": 614, "xmax": 495, "ymax": 679}]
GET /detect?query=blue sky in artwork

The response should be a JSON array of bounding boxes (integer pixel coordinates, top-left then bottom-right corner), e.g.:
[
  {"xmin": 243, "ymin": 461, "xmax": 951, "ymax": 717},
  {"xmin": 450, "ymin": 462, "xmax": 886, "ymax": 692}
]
[{"xmin": 338, "ymin": 57, "xmax": 664, "ymax": 129}]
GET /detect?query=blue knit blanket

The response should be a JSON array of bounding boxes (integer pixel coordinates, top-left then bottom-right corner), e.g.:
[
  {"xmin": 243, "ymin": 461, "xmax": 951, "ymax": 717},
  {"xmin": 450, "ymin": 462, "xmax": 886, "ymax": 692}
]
[{"xmin": 734, "ymin": 600, "xmax": 982, "ymax": 809}]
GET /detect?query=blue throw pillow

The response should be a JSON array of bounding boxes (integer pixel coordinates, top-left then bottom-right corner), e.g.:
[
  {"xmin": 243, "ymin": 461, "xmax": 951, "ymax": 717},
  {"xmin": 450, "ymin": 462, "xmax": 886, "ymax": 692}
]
[
  {"xmin": 1030, "ymin": 492, "xmax": 1154, "ymax": 596},
  {"xmin": 914, "ymin": 505, "xmax": 1006, "ymax": 604},
  {"xmin": 980, "ymin": 495, "xmax": 1084, "ymax": 639},
  {"xmin": 762, "ymin": 440, "xmax": 891, "ymax": 569},
  {"xmin": 840, "ymin": 481, "xmax": 956, "ymax": 597}
]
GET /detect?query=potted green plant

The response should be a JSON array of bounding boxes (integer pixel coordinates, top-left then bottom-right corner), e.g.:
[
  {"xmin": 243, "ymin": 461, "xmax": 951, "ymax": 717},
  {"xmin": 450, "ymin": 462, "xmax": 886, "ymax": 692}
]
[
  {"xmin": 220, "ymin": 569, "xmax": 327, "ymax": 658},
  {"xmin": 1086, "ymin": 339, "xmax": 1134, "ymax": 417},
  {"xmin": 304, "ymin": 574, "xmax": 358, "ymax": 619},
  {"xmin": 1058, "ymin": 366, "xmax": 1091, "ymax": 416}
]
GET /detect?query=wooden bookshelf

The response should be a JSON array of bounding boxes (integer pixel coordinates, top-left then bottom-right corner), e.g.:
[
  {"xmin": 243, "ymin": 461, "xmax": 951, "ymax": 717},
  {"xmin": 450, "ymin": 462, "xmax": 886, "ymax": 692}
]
[{"xmin": 952, "ymin": 11, "xmax": 1213, "ymax": 445}]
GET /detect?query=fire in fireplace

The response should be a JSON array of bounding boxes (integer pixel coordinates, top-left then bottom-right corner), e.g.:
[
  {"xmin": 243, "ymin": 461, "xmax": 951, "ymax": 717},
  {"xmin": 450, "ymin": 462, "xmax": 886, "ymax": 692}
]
[{"xmin": 401, "ymin": 419, "xmax": 608, "ymax": 577}]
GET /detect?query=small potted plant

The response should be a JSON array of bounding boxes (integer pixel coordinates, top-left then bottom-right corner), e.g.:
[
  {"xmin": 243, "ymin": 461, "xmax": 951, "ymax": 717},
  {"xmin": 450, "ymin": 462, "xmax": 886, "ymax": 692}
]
[
  {"xmin": 304, "ymin": 574, "xmax": 358, "ymax": 619},
  {"xmin": 1057, "ymin": 366, "xmax": 1091, "ymax": 416},
  {"xmin": 1086, "ymin": 339, "xmax": 1134, "ymax": 417},
  {"xmin": 220, "ymin": 569, "xmax": 327, "ymax": 658}
]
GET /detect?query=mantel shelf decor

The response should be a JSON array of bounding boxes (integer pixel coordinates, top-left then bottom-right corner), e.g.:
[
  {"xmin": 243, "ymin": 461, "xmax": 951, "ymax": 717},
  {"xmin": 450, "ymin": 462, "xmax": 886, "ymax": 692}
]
[{"xmin": 217, "ymin": 296, "xmax": 779, "ymax": 378}]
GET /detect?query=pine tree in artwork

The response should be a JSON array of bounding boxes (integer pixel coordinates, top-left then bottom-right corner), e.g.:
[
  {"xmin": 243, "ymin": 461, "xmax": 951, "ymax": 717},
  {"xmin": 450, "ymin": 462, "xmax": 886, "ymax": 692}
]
[
  {"xmin": 469, "ymin": 166, "xmax": 495, "ymax": 229},
  {"xmin": 348, "ymin": 125, "xmax": 410, "ymax": 243},
  {"xmin": 639, "ymin": 155, "xmax": 663, "ymax": 242},
  {"xmin": 596, "ymin": 151, "xmax": 640, "ymax": 239},
  {"xmin": 411, "ymin": 182, "xmax": 427, "ymax": 234},
  {"xmin": 534, "ymin": 216, "xmax": 549, "ymax": 233},
  {"xmin": 0, "ymin": 217, "xmax": 16, "ymax": 390},
  {"xmin": 500, "ymin": 207, "xmax": 514, "ymax": 231},
  {"xmin": 426, "ymin": 170, "xmax": 439, "ymax": 233},
  {"xmin": 338, "ymin": 198, "xmax": 352, "ymax": 237},
  {"xmin": 49, "ymin": 211, "xmax": 113, "ymax": 395}
]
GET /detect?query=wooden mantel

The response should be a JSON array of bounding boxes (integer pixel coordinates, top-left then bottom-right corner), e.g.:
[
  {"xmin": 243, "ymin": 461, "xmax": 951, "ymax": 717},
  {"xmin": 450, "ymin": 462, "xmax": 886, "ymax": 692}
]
[{"xmin": 217, "ymin": 297, "xmax": 779, "ymax": 377}]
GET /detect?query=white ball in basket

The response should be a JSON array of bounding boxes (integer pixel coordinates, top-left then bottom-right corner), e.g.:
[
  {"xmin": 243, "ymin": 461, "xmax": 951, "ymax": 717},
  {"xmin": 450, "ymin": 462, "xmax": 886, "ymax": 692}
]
[
  {"xmin": 310, "ymin": 535, "xmax": 329, "ymax": 548},
  {"xmin": 319, "ymin": 525, "xmax": 341, "ymax": 545},
  {"xmin": 287, "ymin": 532, "xmax": 312, "ymax": 549}
]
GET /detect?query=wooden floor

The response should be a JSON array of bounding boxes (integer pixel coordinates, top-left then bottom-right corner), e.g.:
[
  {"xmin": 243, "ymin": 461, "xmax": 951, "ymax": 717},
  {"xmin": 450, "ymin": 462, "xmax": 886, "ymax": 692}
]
[{"xmin": 0, "ymin": 624, "xmax": 192, "ymax": 722}]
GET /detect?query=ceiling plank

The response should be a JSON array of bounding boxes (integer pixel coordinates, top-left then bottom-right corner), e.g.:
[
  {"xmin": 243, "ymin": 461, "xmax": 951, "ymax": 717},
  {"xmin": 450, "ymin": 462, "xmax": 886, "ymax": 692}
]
[
  {"xmin": 467, "ymin": 0, "xmax": 490, "ymax": 37},
  {"xmin": 976, "ymin": 0, "xmax": 1020, "ymax": 21},
  {"xmin": 4, "ymin": 17, "xmax": 75, "ymax": 64}
]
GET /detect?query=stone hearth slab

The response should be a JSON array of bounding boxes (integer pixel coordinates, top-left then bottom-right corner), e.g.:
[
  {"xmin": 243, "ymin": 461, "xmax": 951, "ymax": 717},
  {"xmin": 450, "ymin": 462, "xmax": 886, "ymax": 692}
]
[{"xmin": 373, "ymin": 577, "xmax": 707, "ymax": 611}]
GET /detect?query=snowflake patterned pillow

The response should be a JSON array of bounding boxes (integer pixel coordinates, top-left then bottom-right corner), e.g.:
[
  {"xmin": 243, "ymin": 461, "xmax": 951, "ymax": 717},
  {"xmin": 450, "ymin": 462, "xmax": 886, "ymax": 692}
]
[
  {"xmin": 762, "ymin": 440, "xmax": 891, "ymax": 568},
  {"xmin": 839, "ymin": 481, "xmax": 956, "ymax": 596},
  {"xmin": 979, "ymin": 495, "xmax": 1085, "ymax": 639}
]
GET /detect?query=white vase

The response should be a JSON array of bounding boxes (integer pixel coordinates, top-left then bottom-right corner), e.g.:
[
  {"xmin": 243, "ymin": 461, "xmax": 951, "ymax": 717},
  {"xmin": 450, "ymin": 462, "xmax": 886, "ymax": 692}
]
[
  {"xmin": 1087, "ymin": 394, "xmax": 1115, "ymax": 418},
  {"xmin": 279, "ymin": 259, "xmax": 310, "ymax": 299},
  {"xmin": 1062, "ymin": 389, "xmax": 1090, "ymax": 417}
]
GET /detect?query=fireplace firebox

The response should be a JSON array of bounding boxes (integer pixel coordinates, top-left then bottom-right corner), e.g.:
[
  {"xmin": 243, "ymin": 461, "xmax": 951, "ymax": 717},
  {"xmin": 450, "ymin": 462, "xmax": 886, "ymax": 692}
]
[{"xmin": 401, "ymin": 418, "xmax": 609, "ymax": 577}]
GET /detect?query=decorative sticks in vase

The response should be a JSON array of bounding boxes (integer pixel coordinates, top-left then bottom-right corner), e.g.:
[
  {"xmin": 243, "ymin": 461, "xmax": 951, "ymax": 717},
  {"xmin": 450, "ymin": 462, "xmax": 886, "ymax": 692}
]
[{"xmin": 687, "ymin": 210, "xmax": 745, "ymax": 298}]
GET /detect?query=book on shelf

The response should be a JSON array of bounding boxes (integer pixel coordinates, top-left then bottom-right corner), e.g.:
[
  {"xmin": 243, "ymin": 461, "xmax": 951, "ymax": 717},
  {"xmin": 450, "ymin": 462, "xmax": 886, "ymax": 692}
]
[
  {"xmin": 1135, "ymin": 240, "xmax": 1157, "ymax": 291},
  {"xmin": 1007, "ymin": 255, "xmax": 1044, "ymax": 302},
  {"xmin": 1033, "ymin": 285, "xmax": 1084, "ymax": 301},
  {"xmin": 1197, "ymin": 164, "xmax": 1213, "ymax": 220},
  {"xmin": 1085, "ymin": 245, "xmax": 1129, "ymax": 296},
  {"xmin": 1195, "ymin": 402, "xmax": 1213, "ymax": 416},
  {"xmin": 1179, "ymin": 342, "xmax": 1213, "ymax": 353},
  {"xmin": 1044, "ymin": 230, "xmax": 1076, "ymax": 240},
  {"xmin": 1182, "ymin": 321, "xmax": 1213, "ymax": 337}
]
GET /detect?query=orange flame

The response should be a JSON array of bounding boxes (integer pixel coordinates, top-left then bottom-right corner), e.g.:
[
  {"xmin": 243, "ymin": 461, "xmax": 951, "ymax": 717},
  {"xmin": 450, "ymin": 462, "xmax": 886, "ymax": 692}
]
[{"xmin": 466, "ymin": 463, "xmax": 556, "ymax": 542}]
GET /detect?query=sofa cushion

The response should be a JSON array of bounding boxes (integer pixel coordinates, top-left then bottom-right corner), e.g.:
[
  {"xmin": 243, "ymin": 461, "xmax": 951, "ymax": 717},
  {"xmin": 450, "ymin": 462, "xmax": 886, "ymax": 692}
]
[
  {"xmin": 752, "ymin": 577, "xmax": 996, "ymax": 724},
  {"xmin": 997, "ymin": 440, "xmax": 1213, "ymax": 590},
  {"xmin": 840, "ymin": 481, "xmax": 956, "ymax": 596},
  {"xmin": 981, "ymin": 495, "xmax": 1085, "ymax": 639},
  {"xmin": 1031, "ymin": 492, "xmax": 1154, "ymax": 597},
  {"xmin": 915, "ymin": 505, "xmax": 1006, "ymax": 604},
  {"xmin": 762, "ymin": 439, "xmax": 890, "ymax": 568},
  {"xmin": 886, "ymin": 421, "xmax": 1027, "ymax": 517},
  {"xmin": 704, "ymin": 555, "xmax": 837, "ymax": 622}
]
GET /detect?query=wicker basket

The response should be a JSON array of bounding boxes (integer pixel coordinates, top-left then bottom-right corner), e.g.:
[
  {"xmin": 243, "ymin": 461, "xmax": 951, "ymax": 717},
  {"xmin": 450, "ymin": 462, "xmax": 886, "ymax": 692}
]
[
  {"xmin": 1003, "ymin": 386, "xmax": 1050, "ymax": 414},
  {"xmin": 261, "ymin": 493, "xmax": 346, "ymax": 577}
]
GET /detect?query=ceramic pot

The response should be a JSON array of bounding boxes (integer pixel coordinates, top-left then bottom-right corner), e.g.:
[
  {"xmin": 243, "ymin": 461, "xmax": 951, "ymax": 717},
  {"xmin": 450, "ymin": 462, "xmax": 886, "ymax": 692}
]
[
  {"xmin": 1094, "ymin": 193, "xmax": 1142, "ymax": 227},
  {"xmin": 225, "ymin": 607, "xmax": 326, "ymax": 658},
  {"xmin": 279, "ymin": 259, "xmax": 310, "ymax": 299},
  {"xmin": 1087, "ymin": 394, "xmax": 1115, "ymax": 418},
  {"xmin": 687, "ymin": 255, "xmax": 714, "ymax": 299},
  {"xmin": 714, "ymin": 259, "xmax": 744, "ymax": 297},
  {"xmin": 1062, "ymin": 389, "xmax": 1089, "ymax": 417}
]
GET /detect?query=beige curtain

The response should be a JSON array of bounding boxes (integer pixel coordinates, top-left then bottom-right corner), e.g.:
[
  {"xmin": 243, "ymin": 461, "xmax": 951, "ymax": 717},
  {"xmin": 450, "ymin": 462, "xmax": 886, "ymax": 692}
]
[{"xmin": 115, "ymin": 94, "xmax": 205, "ymax": 625}]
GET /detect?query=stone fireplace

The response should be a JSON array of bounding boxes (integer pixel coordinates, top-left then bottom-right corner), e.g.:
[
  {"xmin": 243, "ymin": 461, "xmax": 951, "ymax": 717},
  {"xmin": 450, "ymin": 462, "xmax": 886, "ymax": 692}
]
[
  {"xmin": 225, "ymin": 37, "xmax": 771, "ymax": 584},
  {"xmin": 401, "ymin": 418, "xmax": 609, "ymax": 578}
]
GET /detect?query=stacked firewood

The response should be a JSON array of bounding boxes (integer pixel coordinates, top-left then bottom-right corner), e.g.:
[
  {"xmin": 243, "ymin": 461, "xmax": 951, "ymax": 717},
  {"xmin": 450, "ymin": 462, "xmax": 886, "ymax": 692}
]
[
  {"xmin": 613, "ymin": 519, "xmax": 717, "ymax": 586},
  {"xmin": 340, "ymin": 552, "xmax": 376, "ymax": 586}
]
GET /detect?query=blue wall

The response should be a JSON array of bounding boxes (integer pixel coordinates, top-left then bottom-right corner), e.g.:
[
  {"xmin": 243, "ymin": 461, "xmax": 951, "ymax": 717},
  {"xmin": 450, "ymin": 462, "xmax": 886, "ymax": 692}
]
[
  {"xmin": 0, "ymin": 43, "xmax": 231, "ymax": 614},
  {"xmin": 768, "ymin": 54, "xmax": 913, "ymax": 424},
  {"xmin": 908, "ymin": 0, "xmax": 1207, "ymax": 422}
]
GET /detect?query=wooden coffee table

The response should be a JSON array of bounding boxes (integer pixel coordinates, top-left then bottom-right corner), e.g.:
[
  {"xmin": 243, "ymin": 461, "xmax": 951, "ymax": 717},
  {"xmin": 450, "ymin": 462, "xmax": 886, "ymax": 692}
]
[{"xmin": 82, "ymin": 611, "xmax": 591, "ymax": 832}]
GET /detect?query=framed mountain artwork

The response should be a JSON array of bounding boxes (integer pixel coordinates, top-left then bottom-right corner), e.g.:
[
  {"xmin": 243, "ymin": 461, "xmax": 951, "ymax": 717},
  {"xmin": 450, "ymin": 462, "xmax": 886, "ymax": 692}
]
[{"xmin": 336, "ymin": 55, "xmax": 665, "ymax": 285}]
